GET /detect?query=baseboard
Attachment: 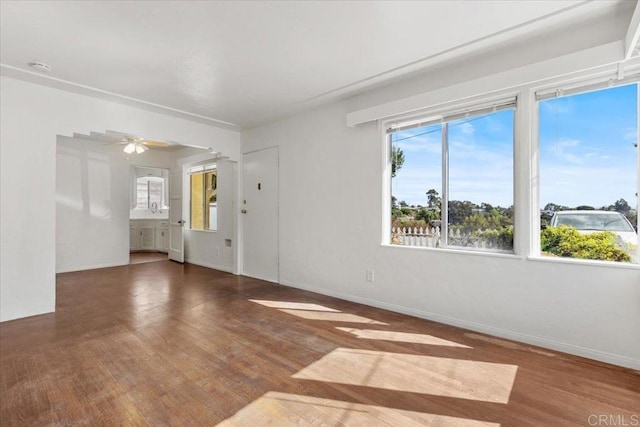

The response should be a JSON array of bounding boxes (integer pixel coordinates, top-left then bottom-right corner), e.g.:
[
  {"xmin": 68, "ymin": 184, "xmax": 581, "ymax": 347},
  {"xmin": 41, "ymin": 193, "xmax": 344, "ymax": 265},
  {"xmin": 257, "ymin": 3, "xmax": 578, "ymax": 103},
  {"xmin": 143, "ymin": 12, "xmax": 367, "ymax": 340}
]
[
  {"xmin": 56, "ymin": 261, "xmax": 128, "ymax": 274},
  {"xmin": 185, "ymin": 258, "xmax": 233, "ymax": 273},
  {"xmin": 242, "ymin": 272, "xmax": 279, "ymax": 283},
  {"xmin": 0, "ymin": 304, "xmax": 55, "ymax": 323},
  {"xmin": 279, "ymin": 279, "xmax": 640, "ymax": 371}
]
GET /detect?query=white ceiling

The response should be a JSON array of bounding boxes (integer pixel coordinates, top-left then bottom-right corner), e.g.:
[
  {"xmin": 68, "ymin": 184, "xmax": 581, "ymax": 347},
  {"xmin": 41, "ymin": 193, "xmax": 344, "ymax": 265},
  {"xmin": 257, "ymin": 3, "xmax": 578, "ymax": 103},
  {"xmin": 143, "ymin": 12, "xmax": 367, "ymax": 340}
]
[{"xmin": 0, "ymin": 1, "xmax": 634, "ymax": 128}]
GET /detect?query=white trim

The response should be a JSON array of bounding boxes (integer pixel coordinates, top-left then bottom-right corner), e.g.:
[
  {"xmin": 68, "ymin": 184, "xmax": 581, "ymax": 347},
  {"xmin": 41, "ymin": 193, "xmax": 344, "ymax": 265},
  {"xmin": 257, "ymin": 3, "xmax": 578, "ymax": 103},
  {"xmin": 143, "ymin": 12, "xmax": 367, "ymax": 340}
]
[
  {"xmin": 625, "ymin": 0, "xmax": 640, "ymax": 61},
  {"xmin": 184, "ymin": 258, "xmax": 233, "ymax": 274},
  {"xmin": 242, "ymin": 272, "xmax": 279, "ymax": 284},
  {"xmin": 380, "ymin": 92, "xmax": 519, "ymax": 132},
  {"xmin": 56, "ymin": 261, "xmax": 129, "ymax": 274},
  {"xmin": 527, "ymin": 256, "xmax": 640, "ymax": 271},
  {"xmin": 535, "ymin": 71, "xmax": 640, "ymax": 100},
  {"xmin": 279, "ymin": 278, "xmax": 640, "ymax": 370},
  {"xmin": 381, "ymin": 133, "xmax": 392, "ymax": 245},
  {"xmin": 381, "ymin": 243, "xmax": 522, "ymax": 260},
  {"xmin": 188, "ymin": 164, "xmax": 217, "ymax": 174},
  {"xmin": 0, "ymin": 64, "xmax": 237, "ymax": 128},
  {"xmin": 385, "ymin": 97, "xmax": 516, "ymax": 133},
  {"xmin": 347, "ymin": 41, "xmax": 627, "ymax": 127},
  {"xmin": 0, "ymin": 305, "xmax": 55, "ymax": 323},
  {"xmin": 529, "ymin": 87, "xmax": 542, "ymax": 257}
]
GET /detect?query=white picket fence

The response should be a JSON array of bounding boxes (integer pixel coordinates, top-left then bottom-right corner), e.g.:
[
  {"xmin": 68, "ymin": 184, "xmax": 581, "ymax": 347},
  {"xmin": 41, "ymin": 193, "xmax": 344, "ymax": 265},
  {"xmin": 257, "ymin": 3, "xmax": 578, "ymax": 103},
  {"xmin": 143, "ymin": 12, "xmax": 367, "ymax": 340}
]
[
  {"xmin": 391, "ymin": 226, "xmax": 441, "ymax": 247},
  {"xmin": 391, "ymin": 226, "xmax": 509, "ymax": 250}
]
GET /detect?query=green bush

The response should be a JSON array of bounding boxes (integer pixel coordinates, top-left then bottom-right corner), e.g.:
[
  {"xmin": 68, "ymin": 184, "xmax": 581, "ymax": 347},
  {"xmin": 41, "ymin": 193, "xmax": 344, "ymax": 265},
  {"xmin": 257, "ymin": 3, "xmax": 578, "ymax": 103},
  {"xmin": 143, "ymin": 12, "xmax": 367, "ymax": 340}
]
[
  {"xmin": 541, "ymin": 226, "xmax": 631, "ymax": 262},
  {"xmin": 474, "ymin": 226, "xmax": 514, "ymax": 250}
]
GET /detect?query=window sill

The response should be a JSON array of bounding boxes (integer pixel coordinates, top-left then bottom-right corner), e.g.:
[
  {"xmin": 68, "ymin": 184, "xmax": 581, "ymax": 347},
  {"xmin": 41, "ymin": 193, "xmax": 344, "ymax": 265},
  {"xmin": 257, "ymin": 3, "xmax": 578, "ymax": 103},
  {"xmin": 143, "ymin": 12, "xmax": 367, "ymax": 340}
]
[
  {"xmin": 380, "ymin": 243, "xmax": 523, "ymax": 260},
  {"xmin": 527, "ymin": 255, "xmax": 640, "ymax": 270}
]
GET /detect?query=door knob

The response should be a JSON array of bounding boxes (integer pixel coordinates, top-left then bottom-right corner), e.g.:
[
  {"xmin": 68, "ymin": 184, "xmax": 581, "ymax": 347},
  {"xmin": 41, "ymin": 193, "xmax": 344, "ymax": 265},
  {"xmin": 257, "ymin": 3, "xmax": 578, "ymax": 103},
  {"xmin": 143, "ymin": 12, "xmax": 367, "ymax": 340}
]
[{"xmin": 241, "ymin": 209, "xmax": 247, "ymax": 214}]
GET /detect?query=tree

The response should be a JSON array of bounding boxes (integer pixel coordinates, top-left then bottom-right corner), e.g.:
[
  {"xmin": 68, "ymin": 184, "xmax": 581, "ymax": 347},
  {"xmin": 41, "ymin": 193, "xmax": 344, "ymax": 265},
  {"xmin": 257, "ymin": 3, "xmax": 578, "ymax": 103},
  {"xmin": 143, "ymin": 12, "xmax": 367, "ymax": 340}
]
[
  {"xmin": 391, "ymin": 146, "xmax": 404, "ymax": 178},
  {"xmin": 544, "ymin": 203, "xmax": 569, "ymax": 212},
  {"xmin": 480, "ymin": 202, "xmax": 493, "ymax": 212},
  {"xmin": 611, "ymin": 199, "xmax": 631, "ymax": 215},
  {"xmin": 448, "ymin": 200, "xmax": 476, "ymax": 225},
  {"xmin": 426, "ymin": 189, "xmax": 441, "ymax": 210},
  {"xmin": 415, "ymin": 207, "xmax": 439, "ymax": 223}
]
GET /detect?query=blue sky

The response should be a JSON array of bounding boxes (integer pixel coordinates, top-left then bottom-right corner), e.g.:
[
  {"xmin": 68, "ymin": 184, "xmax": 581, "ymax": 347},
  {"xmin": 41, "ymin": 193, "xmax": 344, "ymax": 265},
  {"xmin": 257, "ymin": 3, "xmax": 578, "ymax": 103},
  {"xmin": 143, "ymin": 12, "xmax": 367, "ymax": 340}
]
[
  {"xmin": 539, "ymin": 83, "xmax": 637, "ymax": 209},
  {"xmin": 391, "ymin": 109, "xmax": 514, "ymax": 207},
  {"xmin": 391, "ymin": 83, "xmax": 638, "ymax": 210}
]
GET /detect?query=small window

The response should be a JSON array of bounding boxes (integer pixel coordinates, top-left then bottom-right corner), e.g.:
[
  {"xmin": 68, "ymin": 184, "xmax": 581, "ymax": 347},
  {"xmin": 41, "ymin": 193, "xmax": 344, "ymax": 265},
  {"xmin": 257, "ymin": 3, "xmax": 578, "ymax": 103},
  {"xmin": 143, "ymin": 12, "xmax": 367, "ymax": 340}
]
[
  {"xmin": 388, "ymin": 99, "xmax": 515, "ymax": 252},
  {"xmin": 136, "ymin": 177, "xmax": 164, "ymax": 209},
  {"xmin": 538, "ymin": 83, "xmax": 638, "ymax": 264},
  {"xmin": 190, "ymin": 164, "xmax": 217, "ymax": 231}
]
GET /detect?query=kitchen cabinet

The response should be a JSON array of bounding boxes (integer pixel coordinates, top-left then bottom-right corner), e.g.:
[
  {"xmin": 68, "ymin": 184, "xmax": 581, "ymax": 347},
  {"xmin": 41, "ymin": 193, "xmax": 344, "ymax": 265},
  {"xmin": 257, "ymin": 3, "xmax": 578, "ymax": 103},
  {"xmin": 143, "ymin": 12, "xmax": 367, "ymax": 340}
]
[
  {"xmin": 156, "ymin": 224, "xmax": 169, "ymax": 253},
  {"xmin": 130, "ymin": 220, "xmax": 168, "ymax": 253}
]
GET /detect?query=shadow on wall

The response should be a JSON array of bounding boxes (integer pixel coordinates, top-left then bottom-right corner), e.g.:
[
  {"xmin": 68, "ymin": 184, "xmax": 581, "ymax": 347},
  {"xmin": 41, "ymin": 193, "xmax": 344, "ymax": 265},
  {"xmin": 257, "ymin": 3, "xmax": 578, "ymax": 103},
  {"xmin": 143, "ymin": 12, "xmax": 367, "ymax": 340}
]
[{"xmin": 56, "ymin": 138, "xmax": 130, "ymax": 273}]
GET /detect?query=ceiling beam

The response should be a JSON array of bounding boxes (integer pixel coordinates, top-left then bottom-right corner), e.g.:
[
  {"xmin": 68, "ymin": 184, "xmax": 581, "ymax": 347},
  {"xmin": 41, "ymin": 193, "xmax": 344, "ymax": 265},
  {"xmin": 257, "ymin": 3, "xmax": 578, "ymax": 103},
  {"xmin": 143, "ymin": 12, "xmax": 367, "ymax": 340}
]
[{"xmin": 624, "ymin": 0, "xmax": 640, "ymax": 60}]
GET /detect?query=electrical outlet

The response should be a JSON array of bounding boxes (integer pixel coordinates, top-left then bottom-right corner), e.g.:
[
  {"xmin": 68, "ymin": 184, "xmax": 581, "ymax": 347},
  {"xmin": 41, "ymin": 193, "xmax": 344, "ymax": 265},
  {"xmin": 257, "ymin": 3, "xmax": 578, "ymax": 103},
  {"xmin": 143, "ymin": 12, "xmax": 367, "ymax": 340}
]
[{"xmin": 366, "ymin": 269, "xmax": 375, "ymax": 283}]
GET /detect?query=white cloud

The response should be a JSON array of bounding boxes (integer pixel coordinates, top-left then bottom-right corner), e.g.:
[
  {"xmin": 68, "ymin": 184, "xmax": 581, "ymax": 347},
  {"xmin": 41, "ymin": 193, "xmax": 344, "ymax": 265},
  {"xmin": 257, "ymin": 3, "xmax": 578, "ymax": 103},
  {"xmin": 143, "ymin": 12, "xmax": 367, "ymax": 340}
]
[
  {"xmin": 540, "ymin": 164, "xmax": 637, "ymax": 208},
  {"xmin": 541, "ymin": 98, "xmax": 572, "ymax": 115},
  {"xmin": 458, "ymin": 122, "xmax": 475, "ymax": 135},
  {"xmin": 548, "ymin": 138, "xmax": 585, "ymax": 164},
  {"xmin": 622, "ymin": 127, "xmax": 638, "ymax": 145},
  {"xmin": 394, "ymin": 132, "xmax": 441, "ymax": 154}
]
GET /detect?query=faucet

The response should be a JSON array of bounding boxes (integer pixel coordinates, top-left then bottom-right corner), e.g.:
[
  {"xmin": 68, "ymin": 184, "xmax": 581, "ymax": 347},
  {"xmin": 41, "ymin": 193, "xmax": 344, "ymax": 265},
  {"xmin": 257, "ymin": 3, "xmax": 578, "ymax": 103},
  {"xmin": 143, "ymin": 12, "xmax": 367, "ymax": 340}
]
[{"xmin": 151, "ymin": 202, "xmax": 158, "ymax": 213}]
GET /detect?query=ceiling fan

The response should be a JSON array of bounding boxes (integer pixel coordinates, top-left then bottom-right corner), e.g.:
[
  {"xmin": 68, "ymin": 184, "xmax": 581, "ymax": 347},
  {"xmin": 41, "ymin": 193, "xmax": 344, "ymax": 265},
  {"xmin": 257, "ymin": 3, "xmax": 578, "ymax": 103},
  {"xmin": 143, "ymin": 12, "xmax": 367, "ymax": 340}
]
[{"xmin": 116, "ymin": 135, "xmax": 170, "ymax": 154}]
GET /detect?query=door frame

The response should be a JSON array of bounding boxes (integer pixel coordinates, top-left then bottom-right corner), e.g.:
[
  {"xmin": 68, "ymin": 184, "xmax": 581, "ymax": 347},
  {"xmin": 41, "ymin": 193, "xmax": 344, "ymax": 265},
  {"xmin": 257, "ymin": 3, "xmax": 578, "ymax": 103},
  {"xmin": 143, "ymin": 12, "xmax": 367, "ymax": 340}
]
[{"xmin": 168, "ymin": 166, "xmax": 185, "ymax": 263}]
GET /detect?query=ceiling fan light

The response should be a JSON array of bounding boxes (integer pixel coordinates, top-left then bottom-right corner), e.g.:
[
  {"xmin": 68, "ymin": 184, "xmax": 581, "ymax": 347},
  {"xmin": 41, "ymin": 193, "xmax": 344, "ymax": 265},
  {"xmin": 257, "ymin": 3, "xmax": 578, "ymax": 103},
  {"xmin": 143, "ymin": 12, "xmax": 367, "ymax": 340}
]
[
  {"xmin": 135, "ymin": 143, "xmax": 148, "ymax": 153},
  {"xmin": 123, "ymin": 142, "xmax": 136, "ymax": 154}
]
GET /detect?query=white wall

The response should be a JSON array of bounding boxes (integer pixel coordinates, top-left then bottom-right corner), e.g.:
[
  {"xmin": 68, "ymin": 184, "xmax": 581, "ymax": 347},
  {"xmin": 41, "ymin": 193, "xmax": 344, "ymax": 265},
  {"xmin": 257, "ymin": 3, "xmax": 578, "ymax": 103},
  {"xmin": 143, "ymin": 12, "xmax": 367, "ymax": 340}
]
[
  {"xmin": 55, "ymin": 138, "xmax": 182, "ymax": 273},
  {"xmin": 56, "ymin": 137, "xmax": 130, "ymax": 273},
  {"xmin": 0, "ymin": 76, "xmax": 240, "ymax": 322},
  {"xmin": 242, "ymin": 48, "xmax": 640, "ymax": 368},
  {"xmin": 175, "ymin": 152, "xmax": 237, "ymax": 273}
]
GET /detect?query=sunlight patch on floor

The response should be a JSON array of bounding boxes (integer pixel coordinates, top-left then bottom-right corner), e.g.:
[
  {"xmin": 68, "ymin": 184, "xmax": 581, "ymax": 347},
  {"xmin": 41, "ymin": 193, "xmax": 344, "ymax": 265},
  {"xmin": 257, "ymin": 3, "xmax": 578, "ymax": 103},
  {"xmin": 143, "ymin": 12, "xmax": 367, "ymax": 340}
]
[
  {"xmin": 292, "ymin": 348, "xmax": 517, "ymax": 403},
  {"xmin": 336, "ymin": 327, "xmax": 472, "ymax": 348},
  {"xmin": 278, "ymin": 309, "xmax": 388, "ymax": 325},
  {"xmin": 249, "ymin": 299, "xmax": 340, "ymax": 312},
  {"xmin": 216, "ymin": 391, "xmax": 500, "ymax": 427}
]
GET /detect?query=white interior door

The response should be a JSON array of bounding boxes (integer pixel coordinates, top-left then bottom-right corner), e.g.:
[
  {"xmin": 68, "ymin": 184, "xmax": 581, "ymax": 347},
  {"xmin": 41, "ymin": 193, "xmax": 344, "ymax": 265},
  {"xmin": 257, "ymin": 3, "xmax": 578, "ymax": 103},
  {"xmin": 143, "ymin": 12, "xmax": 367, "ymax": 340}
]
[
  {"xmin": 168, "ymin": 166, "xmax": 185, "ymax": 263},
  {"xmin": 243, "ymin": 147, "xmax": 278, "ymax": 282}
]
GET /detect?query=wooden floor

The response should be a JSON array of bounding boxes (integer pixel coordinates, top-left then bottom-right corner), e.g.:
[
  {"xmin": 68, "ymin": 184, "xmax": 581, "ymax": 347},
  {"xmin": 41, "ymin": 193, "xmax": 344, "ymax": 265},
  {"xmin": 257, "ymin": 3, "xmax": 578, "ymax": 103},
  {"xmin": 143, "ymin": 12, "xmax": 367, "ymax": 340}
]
[
  {"xmin": 129, "ymin": 251, "xmax": 168, "ymax": 264},
  {"xmin": 1, "ymin": 261, "xmax": 638, "ymax": 426}
]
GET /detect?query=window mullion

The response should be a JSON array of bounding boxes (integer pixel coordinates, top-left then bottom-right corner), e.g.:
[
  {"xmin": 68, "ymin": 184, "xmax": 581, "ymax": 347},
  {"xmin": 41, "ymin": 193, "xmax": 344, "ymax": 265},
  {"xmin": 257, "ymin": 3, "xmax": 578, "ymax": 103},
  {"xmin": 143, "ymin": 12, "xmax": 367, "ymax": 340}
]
[
  {"xmin": 441, "ymin": 122, "xmax": 449, "ymax": 248},
  {"xmin": 202, "ymin": 174, "xmax": 206, "ymax": 229}
]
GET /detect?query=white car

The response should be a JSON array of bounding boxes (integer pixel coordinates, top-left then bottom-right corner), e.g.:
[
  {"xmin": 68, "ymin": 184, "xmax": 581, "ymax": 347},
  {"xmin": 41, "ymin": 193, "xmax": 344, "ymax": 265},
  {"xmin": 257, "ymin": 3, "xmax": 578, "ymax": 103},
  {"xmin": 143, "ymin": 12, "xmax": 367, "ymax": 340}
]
[{"xmin": 549, "ymin": 210, "xmax": 638, "ymax": 260}]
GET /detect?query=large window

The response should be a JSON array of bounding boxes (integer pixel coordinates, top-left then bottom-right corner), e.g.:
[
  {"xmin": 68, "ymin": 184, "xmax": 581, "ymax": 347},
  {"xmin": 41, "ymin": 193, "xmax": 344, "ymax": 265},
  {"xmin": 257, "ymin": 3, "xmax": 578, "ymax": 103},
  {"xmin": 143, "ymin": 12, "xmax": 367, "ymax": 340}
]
[
  {"xmin": 389, "ymin": 99, "xmax": 515, "ymax": 252},
  {"xmin": 190, "ymin": 164, "xmax": 217, "ymax": 231},
  {"xmin": 538, "ymin": 82, "xmax": 638, "ymax": 264}
]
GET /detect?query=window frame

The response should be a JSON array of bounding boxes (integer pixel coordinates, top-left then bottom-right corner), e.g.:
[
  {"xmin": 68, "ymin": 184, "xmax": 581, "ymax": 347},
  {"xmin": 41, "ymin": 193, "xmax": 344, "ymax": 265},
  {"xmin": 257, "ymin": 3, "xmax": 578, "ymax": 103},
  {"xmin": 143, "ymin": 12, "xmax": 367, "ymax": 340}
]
[
  {"xmin": 384, "ymin": 96, "xmax": 518, "ymax": 254},
  {"xmin": 532, "ymin": 76, "xmax": 640, "ymax": 264},
  {"xmin": 376, "ymin": 60, "xmax": 640, "ymax": 269},
  {"xmin": 188, "ymin": 163, "xmax": 218, "ymax": 232},
  {"xmin": 135, "ymin": 176, "xmax": 165, "ymax": 210}
]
